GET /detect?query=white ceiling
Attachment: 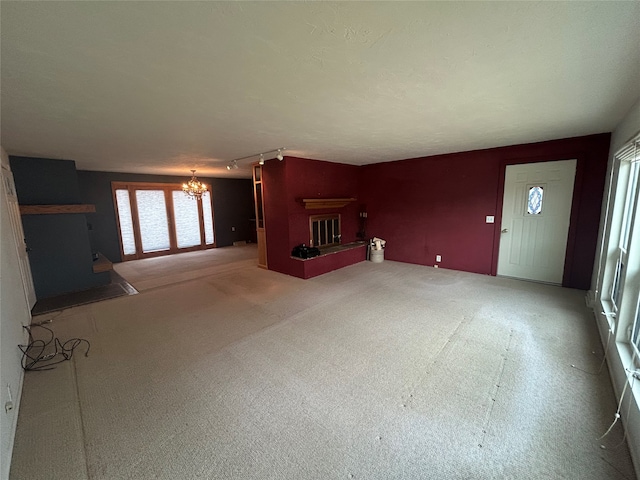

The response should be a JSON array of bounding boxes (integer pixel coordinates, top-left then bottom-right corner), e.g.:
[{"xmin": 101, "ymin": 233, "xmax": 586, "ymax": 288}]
[{"xmin": 1, "ymin": 2, "xmax": 639, "ymax": 179}]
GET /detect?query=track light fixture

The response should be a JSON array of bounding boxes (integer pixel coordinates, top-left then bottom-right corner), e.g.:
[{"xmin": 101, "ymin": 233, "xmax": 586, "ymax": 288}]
[{"xmin": 225, "ymin": 147, "xmax": 286, "ymax": 170}]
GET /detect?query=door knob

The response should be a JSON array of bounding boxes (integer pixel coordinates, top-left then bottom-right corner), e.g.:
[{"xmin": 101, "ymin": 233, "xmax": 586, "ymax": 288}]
[{"xmin": 501, "ymin": 228, "xmax": 508, "ymax": 233}]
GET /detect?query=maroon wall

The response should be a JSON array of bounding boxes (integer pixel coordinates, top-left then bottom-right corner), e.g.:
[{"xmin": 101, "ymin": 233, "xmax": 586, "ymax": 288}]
[
  {"xmin": 263, "ymin": 157, "xmax": 361, "ymax": 278},
  {"xmin": 262, "ymin": 158, "xmax": 290, "ymax": 275},
  {"xmin": 263, "ymin": 134, "xmax": 609, "ymax": 287},
  {"xmin": 359, "ymin": 133, "xmax": 611, "ymax": 289},
  {"xmin": 297, "ymin": 245, "xmax": 367, "ymax": 279}
]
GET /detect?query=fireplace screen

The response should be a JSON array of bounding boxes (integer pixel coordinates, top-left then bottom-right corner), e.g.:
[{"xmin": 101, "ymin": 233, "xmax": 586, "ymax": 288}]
[{"xmin": 310, "ymin": 214, "xmax": 341, "ymax": 248}]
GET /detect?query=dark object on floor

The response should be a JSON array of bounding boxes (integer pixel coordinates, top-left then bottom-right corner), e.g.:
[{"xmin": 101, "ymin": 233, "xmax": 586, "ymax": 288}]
[
  {"xmin": 31, "ymin": 271, "xmax": 137, "ymax": 315},
  {"xmin": 291, "ymin": 244, "xmax": 321, "ymax": 259}
]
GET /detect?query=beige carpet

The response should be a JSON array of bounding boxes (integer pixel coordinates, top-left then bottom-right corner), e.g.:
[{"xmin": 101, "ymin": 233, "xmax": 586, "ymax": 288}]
[
  {"xmin": 113, "ymin": 244, "xmax": 257, "ymax": 291},
  {"xmin": 10, "ymin": 246, "xmax": 636, "ymax": 479}
]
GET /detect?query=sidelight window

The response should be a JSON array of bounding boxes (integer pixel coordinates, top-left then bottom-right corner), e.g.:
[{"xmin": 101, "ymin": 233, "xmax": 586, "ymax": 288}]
[{"xmin": 114, "ymin": 189, "xmax": 136, "ymax": 255}]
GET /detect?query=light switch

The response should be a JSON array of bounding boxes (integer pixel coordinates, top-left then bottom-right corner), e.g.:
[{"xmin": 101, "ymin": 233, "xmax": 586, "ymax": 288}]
[{"xmin": 486, "ymin": 216, "xmax": 495, "ymax": 224}]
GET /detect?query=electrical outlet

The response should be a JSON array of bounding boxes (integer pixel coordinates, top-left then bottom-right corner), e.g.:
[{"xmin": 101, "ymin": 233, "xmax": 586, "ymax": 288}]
[
  {"xmin": 231, "ymin": 226, "xmax": 236, "ymax": 232},
  {"xmin": 486, "ymin": 216, "xmax": 495, "ymax": 223},
  {"xmin": 5, "ymin": 384, "xmax": 13, "ymax": 413},
  {"xmin": 436, "ymin": 255, "xmax": 442, "ymax": 262}
]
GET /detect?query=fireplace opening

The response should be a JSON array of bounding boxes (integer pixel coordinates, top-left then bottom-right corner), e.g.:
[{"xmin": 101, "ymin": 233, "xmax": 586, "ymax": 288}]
[{"xmin": 310, "ymin": 214, "xmax": 341, "ymax": 248}]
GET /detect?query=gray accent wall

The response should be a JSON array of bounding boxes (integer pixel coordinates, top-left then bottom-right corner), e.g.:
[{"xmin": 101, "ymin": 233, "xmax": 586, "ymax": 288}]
[
  {"xmin": 9, "ymin": 156, "xmax": 109, "ymax": 299},
  {"xmin": 76, "ymin": 171, "xmax": 254, "ymax": 263}
]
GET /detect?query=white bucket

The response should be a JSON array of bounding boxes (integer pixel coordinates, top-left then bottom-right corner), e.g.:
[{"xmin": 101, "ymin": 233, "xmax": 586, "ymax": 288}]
[{"xmin": 370, "ymin": 249, "xmax": 384, "ymax": 263}]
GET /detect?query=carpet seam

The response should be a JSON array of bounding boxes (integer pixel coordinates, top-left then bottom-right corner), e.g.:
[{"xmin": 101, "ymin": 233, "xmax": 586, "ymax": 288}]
[{"xmin": 72, "ymin": 357, "xmax": 92, "ymax": 480}]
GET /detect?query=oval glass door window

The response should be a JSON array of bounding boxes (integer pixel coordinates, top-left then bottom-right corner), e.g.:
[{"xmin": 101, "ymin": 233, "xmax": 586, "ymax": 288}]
[{"xmin": 527, "ymin": 186, "xmax": 544, "ymax": 215}]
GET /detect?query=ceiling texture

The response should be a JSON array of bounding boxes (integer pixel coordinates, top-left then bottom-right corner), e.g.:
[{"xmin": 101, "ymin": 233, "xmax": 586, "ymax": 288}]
[{"xmin": 1, "ymin": 1, "xmax": 639, "ymax": 178}]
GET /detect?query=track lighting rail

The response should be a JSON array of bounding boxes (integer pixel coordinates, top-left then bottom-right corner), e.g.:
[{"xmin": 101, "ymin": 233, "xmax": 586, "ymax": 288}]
[{"xmin": 227, "ymin": 148, "xmax": 286, "ymax": 170}]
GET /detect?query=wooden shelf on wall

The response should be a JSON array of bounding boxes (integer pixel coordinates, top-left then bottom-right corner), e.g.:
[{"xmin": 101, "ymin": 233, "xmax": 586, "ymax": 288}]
[
  {"xmin": 19, "ymin": 204, "xmax": 96, "ymax": 215},
  {"xmin": 301, "ymin": 198, "xmax": 356, "ymax": 210}
]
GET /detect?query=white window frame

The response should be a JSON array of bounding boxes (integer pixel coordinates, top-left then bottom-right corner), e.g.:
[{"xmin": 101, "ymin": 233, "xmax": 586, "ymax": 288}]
[
  {"xmin": 611, "ymin": 247, "xmax": 627, "ymax": 313},
  {"xmin": 631, "ymin": 292, "xmax": 640, "ymax": 359},
  {"xmin": 599, "ymin": 139, "xmax": 639, "ymax": 332}
]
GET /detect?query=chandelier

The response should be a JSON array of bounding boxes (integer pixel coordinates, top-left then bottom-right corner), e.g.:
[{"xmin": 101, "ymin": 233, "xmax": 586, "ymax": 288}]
[{"xmin": 182, "ymin": 170, "xmax": 208, "ymax": 200}]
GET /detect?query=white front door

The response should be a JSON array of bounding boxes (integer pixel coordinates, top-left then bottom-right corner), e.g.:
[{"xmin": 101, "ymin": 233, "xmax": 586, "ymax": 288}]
[
  {"xmin": 2, "ymin": 163, "xmax": 37, "ymax": 308},
  {"xmin": 497, "ymin": 159, "xmax": 577, "ymax": 284}
]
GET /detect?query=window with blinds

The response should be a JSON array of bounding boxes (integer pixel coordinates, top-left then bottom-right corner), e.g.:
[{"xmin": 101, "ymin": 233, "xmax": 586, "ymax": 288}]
[{"xmin": 112, "ymin": 182, "xmax": 215, "ymax": 260}]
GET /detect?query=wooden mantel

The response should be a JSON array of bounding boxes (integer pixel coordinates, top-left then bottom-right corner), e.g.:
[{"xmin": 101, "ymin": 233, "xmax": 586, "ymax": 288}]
[
  {"xmin": 19, "ymin": 204, "xmax": 96, "ymax": 215},
  {"xmin": 301, "ymin": 198, "xmax": 356, "ymax": 210}
]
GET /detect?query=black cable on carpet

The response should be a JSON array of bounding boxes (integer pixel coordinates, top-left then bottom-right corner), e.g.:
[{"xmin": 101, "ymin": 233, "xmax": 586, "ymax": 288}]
[{"xmin": 18, "ymin": 323, "xmax": 90, "ymax": 371}]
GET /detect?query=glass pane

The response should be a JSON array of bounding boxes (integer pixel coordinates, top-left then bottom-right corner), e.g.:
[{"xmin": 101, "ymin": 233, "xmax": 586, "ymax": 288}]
[
  {"xmin": 172, "ymin": 191, "xmax": 201, "ymax": 248},
  {"xmin": 202, "ymin": 191, "xmax": 215, "ymax": 245},
  {"xmin": 115, "ymin": 189, "xmax": 136, "ymax": 255},
  {"xmin": 310, "ymin": 216, "xmax": 341, "ymax": 247},
  {"xmin": 255, "ymin": 184, "xmax": 264, "ymax": 228},
  {"xmin": 612, "ymin": 254, "xmax": 625, "ymax": 310},
  {"xmin": 254, "ymin": 166, "xmax": 261, "ymax": 182},
  {"xmin": 527, "ymin": 186, "xmax": 543, "ymax": 215},
  {"xmin": 621, "ymin": 161, "xmax": 639, "ymax": 249},
  {"xmin": 136, "ymin": 190, "xmax": 170, "ymax": 253},
  {"xmin": 632, "ymin": 295, "xmax": 640, "ymax": 355}
]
